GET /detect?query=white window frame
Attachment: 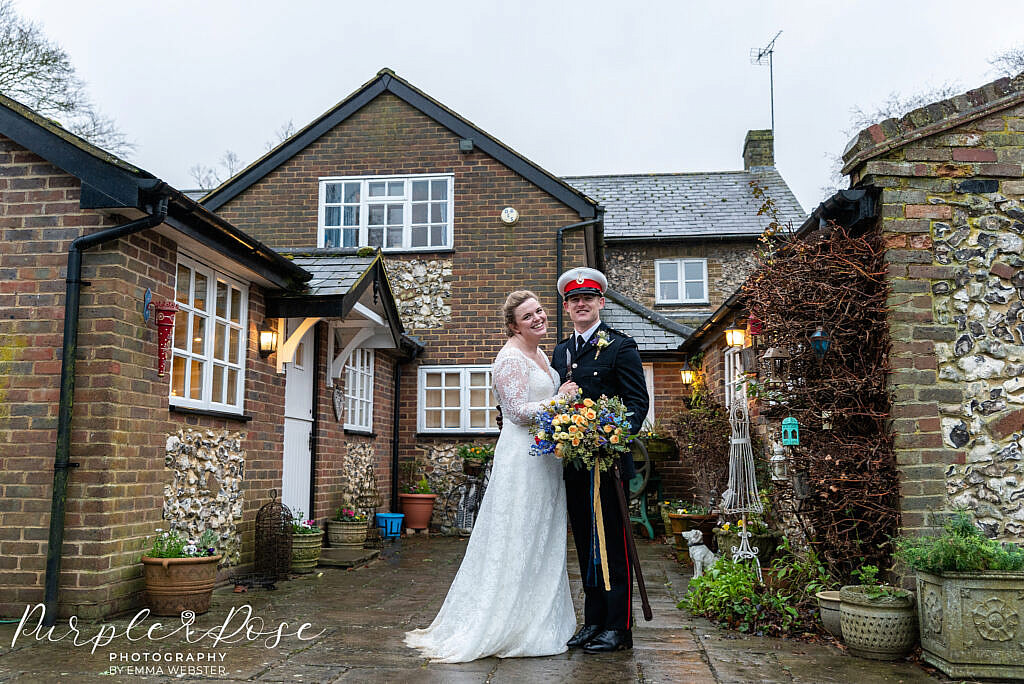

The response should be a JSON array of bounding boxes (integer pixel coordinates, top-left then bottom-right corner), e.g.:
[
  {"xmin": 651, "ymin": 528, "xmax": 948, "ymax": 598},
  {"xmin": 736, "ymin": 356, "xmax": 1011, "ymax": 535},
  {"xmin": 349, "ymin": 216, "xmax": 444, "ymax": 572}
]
[
  {"xmin": 169, "ymin": 253, "xmax": 249, "ymax": 414},
  {"xmin": 655, "ymin": 258, "xmax": 709, "ymax": 304},
  {"xmin": 318, "ymin": 173, "xmax": 454, "ymax": 251},
  {"xmin": 344, "ymin": 348, "xmax": 374, "ymax": 431},
  {"xmin": 417, "ymin": 365, "xmax": 498, "ymax": 434}
]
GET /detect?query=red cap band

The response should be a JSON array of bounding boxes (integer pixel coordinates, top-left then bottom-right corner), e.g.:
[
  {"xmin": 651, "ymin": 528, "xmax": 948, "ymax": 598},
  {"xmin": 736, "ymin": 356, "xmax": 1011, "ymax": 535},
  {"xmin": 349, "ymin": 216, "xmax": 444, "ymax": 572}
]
[{"xmin": 563, "ymin": 278, "xmax": 602, "ymax": 295}]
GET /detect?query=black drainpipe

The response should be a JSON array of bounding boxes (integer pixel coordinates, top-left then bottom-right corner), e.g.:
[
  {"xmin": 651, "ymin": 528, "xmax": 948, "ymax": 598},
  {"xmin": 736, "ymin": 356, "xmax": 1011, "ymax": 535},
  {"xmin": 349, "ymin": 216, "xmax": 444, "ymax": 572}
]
[
  {"xmin": 555, "ymin": 217, "xmax": 602, "ymax": 338},
  {"xmin": 44, "ymin": 193, "xmax": 169, "ymax": 626}
]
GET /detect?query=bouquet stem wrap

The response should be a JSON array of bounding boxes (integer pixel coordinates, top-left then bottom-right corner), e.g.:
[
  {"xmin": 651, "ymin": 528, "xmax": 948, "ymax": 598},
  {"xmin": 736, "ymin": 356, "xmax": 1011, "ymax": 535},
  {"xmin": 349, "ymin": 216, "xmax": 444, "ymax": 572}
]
[{"xmin": 592, "ymin": 465, "xmax": 611, "ymax": 591}]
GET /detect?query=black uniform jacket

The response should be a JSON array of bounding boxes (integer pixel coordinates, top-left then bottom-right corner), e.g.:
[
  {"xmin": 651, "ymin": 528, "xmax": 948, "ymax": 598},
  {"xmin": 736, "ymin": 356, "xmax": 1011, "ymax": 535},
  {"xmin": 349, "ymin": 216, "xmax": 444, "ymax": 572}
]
[{"xmin": 551, "ymin": 322, "xmax": 649, "ymax": 480}]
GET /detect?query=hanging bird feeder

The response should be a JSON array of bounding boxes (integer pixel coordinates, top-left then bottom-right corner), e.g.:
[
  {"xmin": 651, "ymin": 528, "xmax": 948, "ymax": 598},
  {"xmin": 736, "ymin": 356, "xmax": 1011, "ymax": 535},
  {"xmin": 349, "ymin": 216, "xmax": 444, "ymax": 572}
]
[
  {"xmin": 762, "ymin": 346, "xmax": 791, "ymax": 384},
  {"xmin": 781, "ymin": 416, "xmax": 800, "ymax": 446},
  {"xmin": 810, "ymin": 326, "xmax": 831, "ymax": 360}
]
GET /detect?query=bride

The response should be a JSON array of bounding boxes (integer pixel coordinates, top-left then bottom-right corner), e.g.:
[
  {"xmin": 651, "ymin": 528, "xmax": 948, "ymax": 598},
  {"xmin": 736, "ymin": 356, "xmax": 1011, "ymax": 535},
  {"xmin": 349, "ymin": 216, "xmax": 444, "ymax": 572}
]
[{"xmin": 404, "ymin": 290, "xmax": 578, "ymax": 662}]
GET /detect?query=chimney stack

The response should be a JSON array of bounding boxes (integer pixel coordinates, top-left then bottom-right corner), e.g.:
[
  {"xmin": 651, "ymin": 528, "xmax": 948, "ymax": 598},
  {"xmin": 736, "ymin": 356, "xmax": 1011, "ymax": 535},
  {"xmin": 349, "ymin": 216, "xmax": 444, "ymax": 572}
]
[{"xmin": 743, "ymin": 129, "xmax": 774, "ymax": 170}]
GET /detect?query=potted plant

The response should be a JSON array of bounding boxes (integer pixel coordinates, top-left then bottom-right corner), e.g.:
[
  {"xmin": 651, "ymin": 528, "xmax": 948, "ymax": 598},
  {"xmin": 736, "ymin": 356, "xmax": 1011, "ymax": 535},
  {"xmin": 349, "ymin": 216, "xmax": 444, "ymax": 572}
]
[
  {"xmin": 456, "ymin": 443, "xmax": 494, "ymax": 478},
  {"xmin": 666, "ymin": 501, "xmax": 718, "ymax": 553},
  {"xmin": 399, "ymin": 476, "xmax": 437, "ymax": 533},
  {"xmin": 290, "ymin": 512, "xmax": 324, "ymax": 573},
  {"xmin": 839, "ymin": 564, "xmax": 917, "ymax": 660},
  {"xmin": 326, "ymin": 506, "xmax": 368, "ymax": 548},
  {"xmin": 140, "ymin": 529, "xmax": 221, "ymax": 616},
  {"xmin": 894, "ymin": 510, "xmax": 1024, "ymax": 679},
  {"xmin": 639, "ymin": 419, "xmax": 677, "ymax": 462},
  {"xmin": 713, "ymin": 519, "xmax": 784, "ymax": 564}
]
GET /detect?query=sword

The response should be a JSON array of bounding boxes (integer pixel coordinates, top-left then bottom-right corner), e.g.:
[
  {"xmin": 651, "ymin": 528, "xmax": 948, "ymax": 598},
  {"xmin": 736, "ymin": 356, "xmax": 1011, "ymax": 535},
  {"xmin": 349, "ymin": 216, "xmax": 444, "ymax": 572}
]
[
  {"xmin": 565, "ymin": 348, "xmax": 573, "ymax": 381},
  {"xmin": 611, "ymin": 461, "xmax": 653, "ymax": 621}
]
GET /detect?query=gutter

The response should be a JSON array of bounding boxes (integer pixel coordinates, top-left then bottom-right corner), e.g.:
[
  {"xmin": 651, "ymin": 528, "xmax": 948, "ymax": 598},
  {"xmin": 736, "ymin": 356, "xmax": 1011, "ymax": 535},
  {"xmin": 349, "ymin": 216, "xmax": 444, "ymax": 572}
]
[
  {"xmin": 555, "ymin": 216, "xmax": 603, "ymax": 338},
  {"xmin": 44, "ymin": 190, "xmax": 170, "ymax": 626}
]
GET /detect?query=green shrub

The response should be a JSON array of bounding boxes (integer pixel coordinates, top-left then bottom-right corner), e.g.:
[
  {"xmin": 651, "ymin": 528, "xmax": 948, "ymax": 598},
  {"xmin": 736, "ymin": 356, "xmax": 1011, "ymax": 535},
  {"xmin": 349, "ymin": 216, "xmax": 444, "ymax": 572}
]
[
  {"xmin": 681, "ymin": 557, "xmax": 803, "ymax": 636},
  {"xmin": 895, "ymin": 511, "xmax": 1024, "ymax": 574}
]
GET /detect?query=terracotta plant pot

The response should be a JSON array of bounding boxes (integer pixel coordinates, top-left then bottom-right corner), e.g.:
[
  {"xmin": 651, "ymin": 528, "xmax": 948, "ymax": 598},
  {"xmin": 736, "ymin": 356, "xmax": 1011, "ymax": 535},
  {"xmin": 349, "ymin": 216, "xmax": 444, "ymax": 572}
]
[
  {"xmin": 291, "ymin": 531, "xmax": 324, "ymax": 574},
  {"xmin": 816, "ymin": 590, "xmax": 842, "ymax": 639},
  {"xmin": 399, "ymin": 493, "xmax": 437, "ymax": 532},
  {"xmin": 141, "ymin": 554, "xmax": 222, "ymax": 616},
  {"xmin": 839, "ymin": 585, "xmax": 917, "ymax": 660},
  {"xmin": 327, "ymin": 520, "xmax": 367, "ymax": 548},
  {"xmin": 668, "ymin": 513, "xmax": 718, "ymax": 553}
]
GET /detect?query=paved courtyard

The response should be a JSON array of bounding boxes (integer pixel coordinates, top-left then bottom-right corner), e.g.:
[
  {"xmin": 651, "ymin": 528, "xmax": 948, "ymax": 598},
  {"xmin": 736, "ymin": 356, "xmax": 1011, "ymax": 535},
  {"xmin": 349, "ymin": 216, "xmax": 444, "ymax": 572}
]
[{"xmin": 0, "ymin": 536, "xmax": 943, "ymax": 683}]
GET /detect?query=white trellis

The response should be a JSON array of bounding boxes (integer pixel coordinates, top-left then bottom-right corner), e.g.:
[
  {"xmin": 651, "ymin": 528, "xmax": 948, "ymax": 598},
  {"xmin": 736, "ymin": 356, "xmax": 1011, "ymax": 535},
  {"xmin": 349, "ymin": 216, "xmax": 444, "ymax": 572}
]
[{"xmin": 721, "ymin": 403, "xmax": 764, "ymax": 580}]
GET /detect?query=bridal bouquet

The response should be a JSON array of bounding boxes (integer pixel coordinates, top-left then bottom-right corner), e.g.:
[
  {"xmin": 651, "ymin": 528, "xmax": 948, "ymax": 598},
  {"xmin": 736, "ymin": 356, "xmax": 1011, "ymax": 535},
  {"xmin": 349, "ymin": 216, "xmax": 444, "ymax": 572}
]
[{"xmin": 530, "ymin": 390, "xmax": 634, "ymax": 471}]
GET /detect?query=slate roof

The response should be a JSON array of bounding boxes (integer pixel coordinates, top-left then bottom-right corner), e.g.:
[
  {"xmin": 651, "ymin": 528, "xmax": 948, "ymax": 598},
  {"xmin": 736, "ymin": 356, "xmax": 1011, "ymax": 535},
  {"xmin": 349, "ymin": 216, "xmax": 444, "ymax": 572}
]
[
  {"xmin": 285, "ymin": 253, "xmax": 378, "ymax": 296},
  {"xmin": 603, "ymin": 289, "xmax": 693, "ymax": 354},
  {"xmin": 564, "ymin": 169, "xmax": 805, "ymax": 240}
]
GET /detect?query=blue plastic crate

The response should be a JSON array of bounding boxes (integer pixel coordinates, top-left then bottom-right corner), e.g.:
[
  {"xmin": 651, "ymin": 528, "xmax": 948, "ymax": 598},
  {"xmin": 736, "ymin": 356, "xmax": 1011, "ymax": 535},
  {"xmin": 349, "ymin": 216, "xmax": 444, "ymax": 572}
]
[{"xmin": 376, "ymin": 512, "xmax": 404, "ymax": 538}]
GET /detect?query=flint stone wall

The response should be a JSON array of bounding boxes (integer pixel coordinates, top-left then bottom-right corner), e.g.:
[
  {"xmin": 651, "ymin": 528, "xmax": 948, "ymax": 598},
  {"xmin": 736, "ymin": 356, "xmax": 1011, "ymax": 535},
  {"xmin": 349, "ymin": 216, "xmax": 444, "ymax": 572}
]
[
  {"xmin": 340, "ymin": 441, "xmax": 381, "ymax": 519},
  {"xmin": 385, "ymin": 258, "xmax": 452, "ymax": 329},
  {"xmin": 846, "ymin": 78, "xmax": 1024, "ymax": 539},
  {"xmin": 164, "ymin": 429, "xmax": 245, "ymax": 564}
]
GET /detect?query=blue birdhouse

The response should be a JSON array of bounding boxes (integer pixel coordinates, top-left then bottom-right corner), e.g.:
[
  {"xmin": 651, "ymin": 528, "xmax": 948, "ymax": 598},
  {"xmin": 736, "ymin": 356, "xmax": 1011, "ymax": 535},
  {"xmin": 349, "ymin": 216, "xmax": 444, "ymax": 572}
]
[
  {"xmin": 810, "ymin": 326, "xmax": 831, "ymax": 360},
  {"xmin": 781, "ymin": 417, "xmax": 800, "ymax": 446}
]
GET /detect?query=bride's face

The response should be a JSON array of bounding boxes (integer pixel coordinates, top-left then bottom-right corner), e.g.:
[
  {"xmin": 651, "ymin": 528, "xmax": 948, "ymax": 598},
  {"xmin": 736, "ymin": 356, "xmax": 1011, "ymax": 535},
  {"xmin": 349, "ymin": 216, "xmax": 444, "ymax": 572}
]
[{"xmin": 511, "ymin": 298, "xmax": 547, "ymax": 341}]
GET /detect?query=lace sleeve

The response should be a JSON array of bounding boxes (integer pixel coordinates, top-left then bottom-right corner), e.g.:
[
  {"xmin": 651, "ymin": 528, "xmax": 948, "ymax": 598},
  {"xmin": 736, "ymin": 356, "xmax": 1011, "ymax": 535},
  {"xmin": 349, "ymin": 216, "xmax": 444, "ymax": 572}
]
[{"xmin": 492, "ymin": 350, "xmax": 550, "ymax": 426}]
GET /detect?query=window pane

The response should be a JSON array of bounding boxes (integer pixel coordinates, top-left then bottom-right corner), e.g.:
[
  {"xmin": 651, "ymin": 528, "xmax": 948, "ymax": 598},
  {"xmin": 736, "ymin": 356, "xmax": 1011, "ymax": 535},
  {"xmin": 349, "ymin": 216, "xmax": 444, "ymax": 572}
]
[
  {"xmin": 412, "ymin": 204, "xmax": 428, "ymax": 223},
  {"xmin": 444, "ymin": 373, "xmax": 460, "ymax": 387},
  {"xmin": 657, "ymin": 261, "xmax": 678, "ymax": 281},
  {"xmin": 469, "ymin": 371, "xmax": 487, "ymax": 387},
  {"xmin": 324, "ymin": 228, "xmax": 340, "ymax": 248},
  {"xmin": 430, "ymin": 225, "xmax": 445, "ymax": 246},
  {"xmin": 684, "ymin": 261, "xmax": 704, "ymax": 280},
  {"xmin": 212, "ymin": 365, "xmax": 224, "ymax": 403},
  {"xmin": 444, "ymin": 409, "xmax": 460, "ymax": 427},
  {"xmin": 324, "ymin": 206, "xmax": 341, "ymax": 226},
  {"xmin": 411, "ymin": 226, "xmax": 427, "ymax": 247},
  {"xmin": 469, "ymin": 410, "xmax": 487, "ymax": 428},
  {"xmin": 412, "ymin": 180, "xmax": 428, "ymax": 201},
  {"xmin": 230, "ymin": 288, "xmax": 241, "ymax": 324},
  {"xmin": 368, "ymin": 205, "xmax": 384, "ymax": 225},
  {"xmin": 685, "ymin": 282, "xmax": 705, "ymax": 300},
  {"xmin": 344, "ymin": 182, "xmax": 360, "ymax": 203},
  {"xmin": 342, "ymin": 228, "xmax": 358, "ymax": 248},
  {"xmin": 387, "ymin": 181, "xmax": 404, "ymax": 196},
  {"xmin": 431, "ymin": 179, "xmax": 447, "ymax": 199},
  {"xmin": 386, "ymin": 227, "xmax": 402, "ymax": 248},
  {"xmin": 387, "ymin": 204, "xmax": 403, "ymax": 224},
  {"xmin": 325, "ymin": 183, "xmax": 342, "ymax": 203},
  {"xmin": 191, "ymin": 315, "xmax": 205, "ymax": 354},
  {"xmin": 425, "ymin": 389, "xmax": 441, "ymax": 408},
  {"xmin": 175, "ymin": 264, "xmax": 190, "ymax": 304},
  {"xmin": 367, "ymin": 227, "xmax": 383, "ymax": 247},
  {"xmin": 193, "ymin": 273, "xmax": 207, "ymax": 310},
  {"xmin": 214, "ymin": 323, "xmax": 226, "ymax": 361},
  {"xmin": 227, "ymin": 368, "xmax": 238, "ymax": 405},
  {"xmin": 343, "ymin": 206, "xmax": 359, "ymax": 226},
  {"xmin": 469, "ymin": 388, "xmax": 488, "ymax": 408},
  {"xmin": 229, "ymin": 328, "xmax": 239, "ymax": 364},
  {"xmin": 660, "ymin": 282, "xmax": 679, "ymax": 301},
  {"xmin": 444, "ymin": 389, "xmax": 460, "ymax": 408},
  {"xmin": 173, "ymin": 310, "xmax": 187, "ymax": 350},
  {"xmin": 425, "ymin": 373, "xmax": 441, "ymax": 388},
  {"xmin": 430, "ymin": 203, "xmax": 446, "ymax": 224},
  {"xmin": 216, "ymin": 282, "xmax": 227, "ymax": 319},
  {"xmin": 368, "ymin": 181, "xmax": 386, "ymax": 197},
  {"xmin": 189, "ymin": 359, "xmax": 203, "ymax": 400},
  {"xmin": 425, "ymin": 410, "xmax": 441, "ymax": 428},
  {"xmin": 171, "ymin": 356, "xmax": 185, "ymax": 398}
]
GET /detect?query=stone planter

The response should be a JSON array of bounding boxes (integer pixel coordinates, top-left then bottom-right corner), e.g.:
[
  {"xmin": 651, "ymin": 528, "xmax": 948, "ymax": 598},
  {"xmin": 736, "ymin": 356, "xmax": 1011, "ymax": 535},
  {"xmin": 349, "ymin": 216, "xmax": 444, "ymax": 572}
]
[
  {"xmin": 399, "ymin": 493, "xmax": 437, "ymax": 532},
  {"xmin": 291, "ymin": 531, "xmax": 324, "ymax": 574},
  {"xmin": 327, "ymin": 520, "xmax": 367, "ymax": 548},
  {"xmin": 642, "ymin": 438, "xmax": 677, "ymax": 462},
  {"xmin": 713, "ymin": 527, "xmax": 783, "ymax": 563},
  {"xmin": 914, "ymin": 569, "xmax": 1024, "ymax": 680},
  {"xmin": 141, "ymin": 554, "xmax": 222, "ymax": 616},
  {"xmin": 668, "ymin": 513, "xmax": 718, "ymax": 553},
  {"xmin": 815, "ymin": 590, "xmax": 842, "ymax": 639},
  {"xmin": 462, "ymin": 460, "xmax": 485, "ymax": 478},
  {"xmin": 839, "ymin": 585, "xmax": 917, "ymax": 660}
]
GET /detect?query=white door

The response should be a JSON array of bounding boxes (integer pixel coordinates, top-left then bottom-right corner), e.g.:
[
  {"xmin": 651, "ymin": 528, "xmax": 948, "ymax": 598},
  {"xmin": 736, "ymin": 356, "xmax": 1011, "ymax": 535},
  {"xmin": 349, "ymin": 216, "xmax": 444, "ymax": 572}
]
[{"xmin": 282, "ymin": 321, "xmax": 314, "ymax": 517}]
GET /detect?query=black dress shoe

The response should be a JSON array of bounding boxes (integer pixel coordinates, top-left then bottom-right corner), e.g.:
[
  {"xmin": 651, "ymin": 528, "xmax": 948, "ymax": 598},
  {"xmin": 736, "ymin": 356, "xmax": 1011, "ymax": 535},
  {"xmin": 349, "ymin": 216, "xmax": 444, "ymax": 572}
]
[
  {"xmin": 567, "ymin": 624, "xmax": 603, "ymax": 649},
  {"xmin": 582, "ymin": 629, "xmax": 633, "ymax": 653}
]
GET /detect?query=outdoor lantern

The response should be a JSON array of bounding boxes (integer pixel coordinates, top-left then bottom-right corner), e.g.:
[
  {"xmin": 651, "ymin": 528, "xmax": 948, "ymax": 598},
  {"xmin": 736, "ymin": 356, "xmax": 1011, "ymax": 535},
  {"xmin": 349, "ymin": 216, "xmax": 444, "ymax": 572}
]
[
  {"xmin": 258, "ymin": 325, "xmax": 279, "ymax": 358},
  {"xmin": 724, "ymin": 320, "xmax": 746, "ymax": 348},
  {"xmin": 680, "ymin": 361, "xmax": 695, "ymax": 385},
  {"xmin": 781, "ymin": 416, "xmax": 800, "ymax": 446},
  {"xmin": 770, "ymin": 442, "xmax": 789, "ymax": 482},
  {"xmin": 810, "ymin": 326, "xmax": 831, "ymax": 360},
  {"xmin": 763, "ymin": 345, "xmax": 791, "ymax": 384}
]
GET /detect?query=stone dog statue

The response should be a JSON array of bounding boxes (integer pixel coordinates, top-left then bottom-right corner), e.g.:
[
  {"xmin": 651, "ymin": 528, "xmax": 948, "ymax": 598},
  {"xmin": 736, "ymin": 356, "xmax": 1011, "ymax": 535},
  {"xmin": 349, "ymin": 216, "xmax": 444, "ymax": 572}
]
[{"xmin": 682, "ymin": 529, "xmax": 718, "ymax": 578}]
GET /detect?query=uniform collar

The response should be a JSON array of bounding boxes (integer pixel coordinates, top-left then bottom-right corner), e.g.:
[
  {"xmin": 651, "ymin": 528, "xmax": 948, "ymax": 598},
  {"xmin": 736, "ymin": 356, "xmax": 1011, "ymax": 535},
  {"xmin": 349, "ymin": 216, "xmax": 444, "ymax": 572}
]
[{"xmin": 574, "ymin": 320, "xmax": 603, "ymax": 345}]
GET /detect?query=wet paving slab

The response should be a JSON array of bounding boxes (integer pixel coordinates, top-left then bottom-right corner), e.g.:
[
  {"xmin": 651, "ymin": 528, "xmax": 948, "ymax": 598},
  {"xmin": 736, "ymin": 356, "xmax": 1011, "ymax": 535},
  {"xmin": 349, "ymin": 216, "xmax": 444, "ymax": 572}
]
[{"xmin": 0, "ymin": 535, "xmax": 949, "ymax": 683}]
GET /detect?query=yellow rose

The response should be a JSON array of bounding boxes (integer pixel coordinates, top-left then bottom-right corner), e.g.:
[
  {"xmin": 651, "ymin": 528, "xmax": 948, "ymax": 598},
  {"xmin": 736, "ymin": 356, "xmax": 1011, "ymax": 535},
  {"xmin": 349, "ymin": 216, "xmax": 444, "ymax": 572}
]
[
  {"xmin": 537, "ymin": 432, "xmax": 546, "ymax": 440},
  {"xmin": 604, "ymin": 424, "xmax": 613, "ymax": 433},
  {"xmin": 568, "ymin": 425, "xmax": 579, "ymax": 434},
  {"xmin": 571, "ymin": 437, "xmax": 581, "ymax": 446},
  {"xmin": 585, "ymin": 409, "xmax": 597, "ymax": 420},
  {"xmin": 555, "ymin": 443, "xmax": 563, "ymax": 458},
  {"xmin": 610, "ymin": 435, "xmax": 619, "ymax": 444},
  {"xmin": 614, "ymin": 427, "xmax": 622, "ymax": 435},
  {"xmin": 583, "ymin": 398, "xmax": 594, "ymax": 408}
]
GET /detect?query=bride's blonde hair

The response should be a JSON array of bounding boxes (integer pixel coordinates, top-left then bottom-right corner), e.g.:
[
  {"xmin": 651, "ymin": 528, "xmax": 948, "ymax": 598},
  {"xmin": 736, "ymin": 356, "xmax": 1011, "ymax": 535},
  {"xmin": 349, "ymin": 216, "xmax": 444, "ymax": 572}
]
[{"xmin": 502, "ymin": 290, "xmax": 540, "ymax": 338}]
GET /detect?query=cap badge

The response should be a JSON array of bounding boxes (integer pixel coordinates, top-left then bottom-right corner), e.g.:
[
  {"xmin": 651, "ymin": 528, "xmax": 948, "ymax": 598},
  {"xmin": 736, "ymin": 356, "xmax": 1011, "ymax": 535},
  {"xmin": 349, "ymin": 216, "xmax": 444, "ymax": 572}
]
[{"xmin": 575, "ymin": 274, "xmax": 585, "ymax": 284}]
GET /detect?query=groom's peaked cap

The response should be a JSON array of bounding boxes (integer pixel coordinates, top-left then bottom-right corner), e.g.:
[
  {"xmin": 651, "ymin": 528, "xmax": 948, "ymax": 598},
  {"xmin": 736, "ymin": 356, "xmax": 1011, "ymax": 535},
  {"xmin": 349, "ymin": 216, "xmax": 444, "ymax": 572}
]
[{"xmin": 558, "ymin": 267, "xmax": 607, "ymax": 299}]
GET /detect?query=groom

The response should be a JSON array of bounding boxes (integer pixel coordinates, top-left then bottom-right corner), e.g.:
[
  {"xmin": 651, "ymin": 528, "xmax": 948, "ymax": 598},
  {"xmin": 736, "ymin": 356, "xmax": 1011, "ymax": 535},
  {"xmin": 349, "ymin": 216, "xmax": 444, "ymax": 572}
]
[{"xmin": 552, "ymin": 267, "xmax": 649, "ymax": 653}]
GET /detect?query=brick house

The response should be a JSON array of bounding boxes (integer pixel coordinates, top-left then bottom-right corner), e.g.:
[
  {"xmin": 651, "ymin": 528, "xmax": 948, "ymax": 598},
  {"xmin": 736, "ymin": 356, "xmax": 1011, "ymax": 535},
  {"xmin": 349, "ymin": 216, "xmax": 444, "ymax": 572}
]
[{"xmin": 0, "ymin": 93, "xmax": 409, "ymax": 619}]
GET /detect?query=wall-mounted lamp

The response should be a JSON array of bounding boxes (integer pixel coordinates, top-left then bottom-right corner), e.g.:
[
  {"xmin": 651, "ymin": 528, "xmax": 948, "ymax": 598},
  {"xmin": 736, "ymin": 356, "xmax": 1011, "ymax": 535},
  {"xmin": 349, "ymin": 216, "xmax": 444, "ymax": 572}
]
[
  {"xmin": 258, "ymin": 325, "xmax": 279, "ymax": 358},
  {"xmin": 724, "ymin": 320, "xmax": 746, "ymax": 348},
  {"xmin": 680, "ymin": 361, "xmax": 695, "ymax": 385}
]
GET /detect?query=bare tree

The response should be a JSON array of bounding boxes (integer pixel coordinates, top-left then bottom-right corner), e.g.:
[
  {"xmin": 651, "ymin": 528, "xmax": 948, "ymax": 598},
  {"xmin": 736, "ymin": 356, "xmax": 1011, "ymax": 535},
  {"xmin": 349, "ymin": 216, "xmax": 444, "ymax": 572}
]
[
  {"xmin": 990, "ymin": 45, "xmax": 1024, "ymax": 78},
  {"xmin": 0, "ymin": 1, "xmax": 133, "ymax": 156},
  {"xmin": 189, "ymin": 120, "xmax": 296, "ymax": 191}
]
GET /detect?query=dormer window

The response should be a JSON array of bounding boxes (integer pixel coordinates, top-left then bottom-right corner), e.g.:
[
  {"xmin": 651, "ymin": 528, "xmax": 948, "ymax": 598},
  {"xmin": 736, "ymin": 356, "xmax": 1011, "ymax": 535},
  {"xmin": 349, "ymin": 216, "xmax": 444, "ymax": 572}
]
[{"xmin": 319, "ymin": 174, "xmax": 453, "ymax": 251}]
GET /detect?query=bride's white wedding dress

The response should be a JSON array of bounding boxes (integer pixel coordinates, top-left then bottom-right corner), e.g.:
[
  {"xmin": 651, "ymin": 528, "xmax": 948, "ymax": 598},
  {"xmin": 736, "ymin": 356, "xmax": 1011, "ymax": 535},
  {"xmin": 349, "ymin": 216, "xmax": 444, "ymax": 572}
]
[{"xmin": 404, "ymin": 344, "xmax": 575, "ymax": 663}]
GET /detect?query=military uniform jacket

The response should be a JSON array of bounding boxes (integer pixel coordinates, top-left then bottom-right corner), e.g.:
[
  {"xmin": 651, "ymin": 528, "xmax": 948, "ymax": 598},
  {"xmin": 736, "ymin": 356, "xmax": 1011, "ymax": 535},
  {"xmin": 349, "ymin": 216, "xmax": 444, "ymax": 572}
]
[{"xmin": 551, "ymin": 322, "xmax": 649, "ymax": 480}]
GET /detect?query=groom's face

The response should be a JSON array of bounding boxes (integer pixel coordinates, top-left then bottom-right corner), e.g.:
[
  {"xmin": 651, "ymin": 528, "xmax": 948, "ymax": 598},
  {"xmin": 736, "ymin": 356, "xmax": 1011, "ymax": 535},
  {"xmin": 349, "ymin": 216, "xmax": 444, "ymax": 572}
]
[{"xmin": 564, "ymin": 292, "xmax": 604, "ymax": 332}]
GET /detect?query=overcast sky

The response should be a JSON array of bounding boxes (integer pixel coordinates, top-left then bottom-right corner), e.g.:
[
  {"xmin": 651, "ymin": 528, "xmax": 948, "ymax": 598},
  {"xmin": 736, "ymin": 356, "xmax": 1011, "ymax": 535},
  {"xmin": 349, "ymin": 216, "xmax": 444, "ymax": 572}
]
[{"xmin": 13, "ymin": 0, "xmax": 1023, "ymax": 213}]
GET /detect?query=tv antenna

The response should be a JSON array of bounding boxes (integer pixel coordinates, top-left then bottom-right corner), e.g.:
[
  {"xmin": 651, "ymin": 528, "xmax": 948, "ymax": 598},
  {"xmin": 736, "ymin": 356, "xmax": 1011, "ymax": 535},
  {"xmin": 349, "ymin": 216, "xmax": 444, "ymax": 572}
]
[{"xmin": 750, "ymin": 30, "xmax": 782, "ymax": 134}]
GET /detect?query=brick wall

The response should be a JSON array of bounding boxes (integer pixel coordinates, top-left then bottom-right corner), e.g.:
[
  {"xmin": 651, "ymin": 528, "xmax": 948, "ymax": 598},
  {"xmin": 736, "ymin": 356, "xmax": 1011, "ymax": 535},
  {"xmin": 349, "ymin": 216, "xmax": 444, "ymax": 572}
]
[
  {"xmin": 214, "ymin": 92, "xmax": 590, "ymax": 475},
  {"xmin": 0, "ymin": 135, "xmax": 291, "ymax": 618},
  {"xmin": 844, "ymin": 76, "xmax": 1024, "ymax": 538}
]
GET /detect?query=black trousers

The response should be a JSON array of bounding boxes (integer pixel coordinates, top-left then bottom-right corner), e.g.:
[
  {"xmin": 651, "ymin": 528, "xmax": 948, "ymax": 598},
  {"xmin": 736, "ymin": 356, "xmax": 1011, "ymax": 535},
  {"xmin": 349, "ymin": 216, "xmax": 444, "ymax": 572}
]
[{"xmin": 565, "ymin": 465, "xmax": 632, "ymax": 631}]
